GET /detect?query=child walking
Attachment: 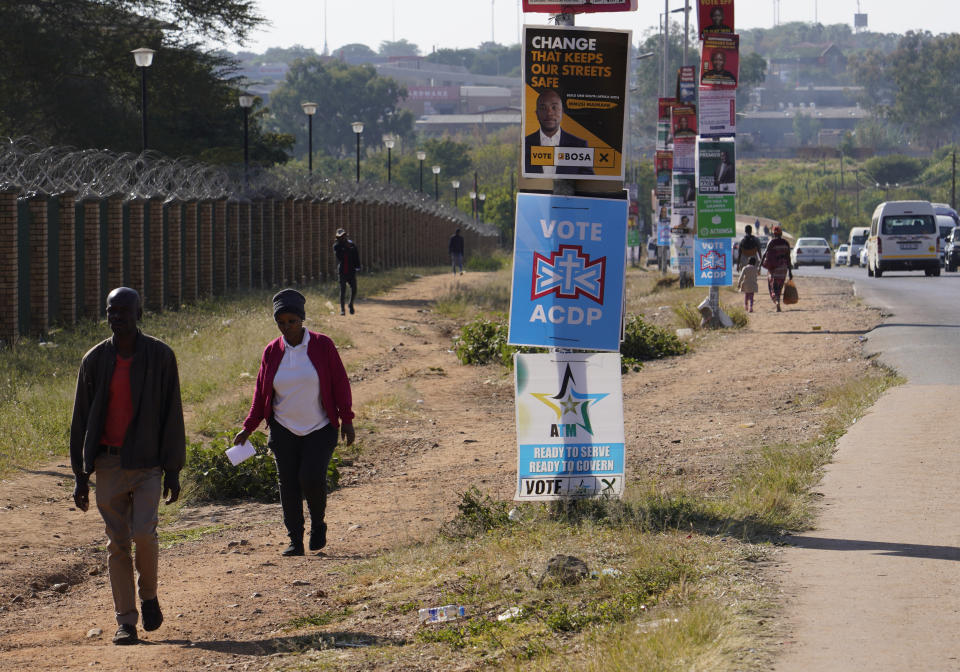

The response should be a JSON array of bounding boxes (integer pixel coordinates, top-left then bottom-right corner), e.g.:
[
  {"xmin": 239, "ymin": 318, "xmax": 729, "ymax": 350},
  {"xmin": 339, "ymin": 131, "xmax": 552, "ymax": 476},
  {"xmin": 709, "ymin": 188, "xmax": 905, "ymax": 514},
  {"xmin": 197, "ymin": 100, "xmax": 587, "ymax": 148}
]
[{"xmin": 737, "ymin": 256, "xmax": 759, "ymax": 312}]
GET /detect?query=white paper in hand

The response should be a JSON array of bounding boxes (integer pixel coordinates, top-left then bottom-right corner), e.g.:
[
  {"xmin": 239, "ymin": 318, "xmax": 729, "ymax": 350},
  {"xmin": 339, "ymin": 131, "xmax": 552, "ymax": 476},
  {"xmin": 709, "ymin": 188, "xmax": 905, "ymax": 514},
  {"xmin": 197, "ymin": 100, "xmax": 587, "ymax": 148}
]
[{"xmin": 226, "ymin": 441, "xmax": 256, "ymax": 466}]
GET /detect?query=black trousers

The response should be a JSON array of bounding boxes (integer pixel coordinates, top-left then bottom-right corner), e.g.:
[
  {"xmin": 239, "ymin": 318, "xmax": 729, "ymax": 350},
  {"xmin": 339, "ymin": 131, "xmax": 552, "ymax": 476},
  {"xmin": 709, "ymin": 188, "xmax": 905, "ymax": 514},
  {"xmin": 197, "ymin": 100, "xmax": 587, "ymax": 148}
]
[
  {"xmin": 268, "ymin": 420, "xmax": 338, "ymax": 541},
  {"xmin": 339, "ymin": 274, "xmax": 357, "ymax": 310}
]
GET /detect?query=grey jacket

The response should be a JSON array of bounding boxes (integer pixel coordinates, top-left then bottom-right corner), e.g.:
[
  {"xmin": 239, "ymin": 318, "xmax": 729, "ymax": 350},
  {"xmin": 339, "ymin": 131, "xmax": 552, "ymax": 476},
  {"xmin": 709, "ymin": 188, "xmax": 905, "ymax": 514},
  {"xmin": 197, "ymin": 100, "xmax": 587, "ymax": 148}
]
[{"xmin": 70, "ymin": 332, "xmax": 185, "ymax": 477}]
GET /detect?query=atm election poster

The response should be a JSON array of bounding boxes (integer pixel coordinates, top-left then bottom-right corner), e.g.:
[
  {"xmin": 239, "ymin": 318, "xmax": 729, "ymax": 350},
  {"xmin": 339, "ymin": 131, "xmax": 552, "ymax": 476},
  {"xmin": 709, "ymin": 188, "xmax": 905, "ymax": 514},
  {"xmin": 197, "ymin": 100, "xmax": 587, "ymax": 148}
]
[
  {"xmin": 508, "ymin": 193, "xmax": 627, "ymax": 351},
  {"xmin": 515, "ymin": 352, "xmax": 625, "ymax": 501},
  {"xmin": 522, "ymin": 25, "xmax": 631, "ymax": 180}
]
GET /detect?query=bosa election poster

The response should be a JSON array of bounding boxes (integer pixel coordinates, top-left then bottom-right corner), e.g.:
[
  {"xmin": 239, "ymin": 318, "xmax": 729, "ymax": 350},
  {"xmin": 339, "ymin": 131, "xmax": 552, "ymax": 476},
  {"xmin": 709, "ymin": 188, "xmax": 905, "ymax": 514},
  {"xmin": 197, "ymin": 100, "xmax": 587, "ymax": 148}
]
[
  {"xmin": 522, "ymin": 25, "xmax": 631, "ymax": 180},
  {"xmin": 522, "ymin": 0, "xmax": 638, "ymax": 11},
  {"xmin": 514, "ymin": 352, "xmax": 625, "ymax": 501}
]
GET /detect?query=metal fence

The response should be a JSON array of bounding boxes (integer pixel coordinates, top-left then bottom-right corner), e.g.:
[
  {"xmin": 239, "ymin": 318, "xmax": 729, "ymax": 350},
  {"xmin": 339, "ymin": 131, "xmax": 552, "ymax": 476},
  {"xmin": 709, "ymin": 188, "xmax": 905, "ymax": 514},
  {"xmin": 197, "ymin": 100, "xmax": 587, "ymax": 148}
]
[{"xmin": 0, "ymin": 137, "xmax": 497, "ymax": 343}]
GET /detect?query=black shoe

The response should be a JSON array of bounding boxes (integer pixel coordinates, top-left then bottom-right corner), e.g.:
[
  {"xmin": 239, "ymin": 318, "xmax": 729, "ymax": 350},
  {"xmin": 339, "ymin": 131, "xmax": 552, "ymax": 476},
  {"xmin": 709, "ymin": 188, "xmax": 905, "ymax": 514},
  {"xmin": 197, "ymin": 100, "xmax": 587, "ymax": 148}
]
[
  {"xmin": 141, "ymin": 597, "xmax": 163, "ymax": 632},
  {"xmin": 340, "ymin": 308, "xmax": 345, "ymax": 316},
  {"xmin": 282, "ymin": 541, "xmax": 305, "ymax": 557},
  {"xmin": 113, "ymin": 623, "xmax": 138, "ymax": 645},
  {"xmin": 309, "ymin": 523, "xmax": 327, "ymax": 551},
  {"xmin": 348, "ymin": 304, "xmax": 355, "ymax": 314}
]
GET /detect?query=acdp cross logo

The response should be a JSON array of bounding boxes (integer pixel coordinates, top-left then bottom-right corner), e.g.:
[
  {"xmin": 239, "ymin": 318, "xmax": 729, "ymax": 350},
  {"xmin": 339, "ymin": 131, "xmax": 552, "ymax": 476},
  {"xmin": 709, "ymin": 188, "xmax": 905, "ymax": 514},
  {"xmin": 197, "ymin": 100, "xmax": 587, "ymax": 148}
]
[{"xmin": 531, "ymin": 245, "xmax": 606, "ymax": 304}]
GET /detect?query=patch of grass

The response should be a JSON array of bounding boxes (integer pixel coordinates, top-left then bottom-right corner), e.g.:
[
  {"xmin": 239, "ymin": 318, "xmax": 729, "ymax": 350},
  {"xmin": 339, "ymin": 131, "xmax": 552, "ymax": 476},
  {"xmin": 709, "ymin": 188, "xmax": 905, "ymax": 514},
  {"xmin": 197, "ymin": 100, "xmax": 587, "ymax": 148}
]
[
  {"xmin": 673, "ymin": 302, "xmax": 703, "ymax": 330},
  {"xmin": 158, "ymin": 524, "xmax": 225, "ymax": 549},
  {"xmin": 432, "ymin": 269, "xmax": 512, "ymax": 319},
  {"xmin": 722, "ymin": 303, "xmax": 750, "ymax": 329},
  {"xmin": 285, "ymin": 607, "xmax": 352, "ymax": 629},
  {"xmin": 465, "ymin": 250, "xmax": 511, "ymax": 272},
  {"xmin": 453, "ymin": 314, "xmax": 545, "ymax": 368},
  {"xmin": 440, "ymin": 486, "xmax": 513, "ymax": 539}
]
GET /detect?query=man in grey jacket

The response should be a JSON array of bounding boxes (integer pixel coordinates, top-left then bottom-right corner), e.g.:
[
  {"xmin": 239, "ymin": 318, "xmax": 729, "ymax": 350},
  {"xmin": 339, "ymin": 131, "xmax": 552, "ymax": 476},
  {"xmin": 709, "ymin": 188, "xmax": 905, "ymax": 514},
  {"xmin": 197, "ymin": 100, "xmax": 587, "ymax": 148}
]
[{"xmin": 70, "ymin": 287, "xmax": 185, "ymax": 645}]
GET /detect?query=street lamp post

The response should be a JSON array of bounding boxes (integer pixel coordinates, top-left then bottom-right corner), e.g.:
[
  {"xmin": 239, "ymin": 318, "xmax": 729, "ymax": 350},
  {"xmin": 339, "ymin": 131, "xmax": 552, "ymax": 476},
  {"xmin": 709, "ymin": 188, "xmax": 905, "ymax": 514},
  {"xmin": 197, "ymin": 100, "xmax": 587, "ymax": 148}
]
[
  {"xmin": 432, "ymin": 165, "xmax": 441, "ymax": 201},
  {"xmin": 351, "ymin": 121, "xmax": 364, "ymax": 182},
  {"xmin": 383, "ymin": 135, "xmax": 395, "ymax": 183},
  {"xmin": 451, "ymin": 179, "xmax": 460, "ymax": 207},
  {"xmin": 469, "ymin": 190, "xmax": 477, "ymax": 224},
  {"xmin": 301, "ymin": 102, "xmax": 318, "ymax": 173},
  {"xmin": 478, "ymin": 193, "xmax": 486, "ymax": 223},
  {"xmin": 239, "ymin": 93, "xmax": 255, "ymax": 186},
  {"xmin": 131, "ymin": 47, "xmax": 155, "ymax": 152},
  {"xmin": 416, "ymin": 150, "xmax": 426, "ymax": 192}
]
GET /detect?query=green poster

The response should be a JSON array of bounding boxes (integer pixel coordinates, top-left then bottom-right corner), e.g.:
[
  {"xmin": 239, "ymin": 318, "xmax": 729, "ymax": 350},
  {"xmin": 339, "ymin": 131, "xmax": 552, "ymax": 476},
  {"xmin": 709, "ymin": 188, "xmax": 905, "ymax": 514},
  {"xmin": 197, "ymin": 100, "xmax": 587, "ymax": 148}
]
[
  {"xmin": 696, "ymin": 194, "xmax": 735, "ymax": 237},
  {"xmin": 627, "ymin": 227, "xmax": 640, "ymax": 246}
]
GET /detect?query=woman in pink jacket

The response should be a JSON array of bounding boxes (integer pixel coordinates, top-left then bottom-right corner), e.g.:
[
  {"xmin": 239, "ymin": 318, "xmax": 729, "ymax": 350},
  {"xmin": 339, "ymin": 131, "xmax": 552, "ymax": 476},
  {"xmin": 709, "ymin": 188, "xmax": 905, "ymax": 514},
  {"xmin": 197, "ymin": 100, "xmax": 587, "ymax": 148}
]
[{"xmin": 234, "ymin": 289, "xmax": 355, "ymax": 557}]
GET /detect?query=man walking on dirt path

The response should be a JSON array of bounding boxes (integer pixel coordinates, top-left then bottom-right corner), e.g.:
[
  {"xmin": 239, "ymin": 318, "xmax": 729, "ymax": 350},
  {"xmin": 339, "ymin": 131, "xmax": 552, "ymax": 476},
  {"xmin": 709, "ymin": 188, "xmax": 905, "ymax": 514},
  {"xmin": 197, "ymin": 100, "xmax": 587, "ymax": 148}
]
[
  {"xmin": 69, "ymin": 287, "xmax": 185, "ymax": 645},
  {"xmin": 334, "ymin": 228, "xmax": 361, "ymax": 315},
  {"xmin": 449, "ymin": 228, "xmax": 465, "ymax": 275}
]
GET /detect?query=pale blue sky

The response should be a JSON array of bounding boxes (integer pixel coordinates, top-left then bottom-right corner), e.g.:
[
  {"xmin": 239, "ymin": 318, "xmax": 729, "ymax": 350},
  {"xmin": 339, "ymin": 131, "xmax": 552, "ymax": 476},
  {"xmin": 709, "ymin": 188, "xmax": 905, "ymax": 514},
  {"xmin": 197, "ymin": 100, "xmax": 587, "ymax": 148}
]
[{"xmin": 226, "ymin": 0, "xmax": 960, "ymax": 54}]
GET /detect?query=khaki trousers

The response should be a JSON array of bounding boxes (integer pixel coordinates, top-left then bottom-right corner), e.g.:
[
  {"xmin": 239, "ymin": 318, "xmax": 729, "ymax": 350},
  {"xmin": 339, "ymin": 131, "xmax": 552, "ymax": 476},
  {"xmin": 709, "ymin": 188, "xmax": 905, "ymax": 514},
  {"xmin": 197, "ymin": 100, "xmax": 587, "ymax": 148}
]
[{"xmin": 93, "ymin": 454, "xmax": 162, "ymax": 626}]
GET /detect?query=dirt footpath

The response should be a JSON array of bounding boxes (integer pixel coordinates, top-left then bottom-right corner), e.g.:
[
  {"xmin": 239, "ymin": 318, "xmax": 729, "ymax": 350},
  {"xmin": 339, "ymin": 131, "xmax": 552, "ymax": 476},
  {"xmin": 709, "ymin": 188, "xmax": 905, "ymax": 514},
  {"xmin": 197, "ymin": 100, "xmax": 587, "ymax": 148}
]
[{"xmin": 0, "ymin": 272, "xmax": 878, "ymax": 671}]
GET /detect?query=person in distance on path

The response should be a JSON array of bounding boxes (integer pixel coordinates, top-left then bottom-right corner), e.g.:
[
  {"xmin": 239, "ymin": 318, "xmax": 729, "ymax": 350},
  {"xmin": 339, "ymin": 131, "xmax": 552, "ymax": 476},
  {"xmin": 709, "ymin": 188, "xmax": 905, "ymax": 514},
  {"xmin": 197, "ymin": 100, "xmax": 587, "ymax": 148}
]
[
  {"xmin": 234, "ymin": 289, "xmax": 355, "ymax": 557},
  {"xmin": 760, "ymin": 226, "xmax": 792, "ymax": 312},
  {"xmin": 737, "ymin": 256, "xmax": 759, "ymax": 313},
  {"xmin": 70, "ymin": 287, "xmax": 185, "ymax": 645},
  {"xmin": 449, "ymin": 228, "xmax": 465, "ymax": 274},
  {"xmin": 737, "ymin": 224, "xmax": 762, "ymax": 271},
  {"xmin": 333, "ymin": 228, "xmax": 361, "ymax": 315}
]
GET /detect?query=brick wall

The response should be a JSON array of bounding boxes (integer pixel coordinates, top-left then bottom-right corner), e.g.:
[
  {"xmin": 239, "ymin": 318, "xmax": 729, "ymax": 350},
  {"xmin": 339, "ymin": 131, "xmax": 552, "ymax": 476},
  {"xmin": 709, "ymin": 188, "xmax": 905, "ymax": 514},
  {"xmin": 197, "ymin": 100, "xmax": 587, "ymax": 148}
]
[
  {"xmin": 28, "ymin": 197, "xmax": 49, "ymax": 335},
  {"xmin": 57, "ymin": 193, "xmax": 77, "ymax": 326}
]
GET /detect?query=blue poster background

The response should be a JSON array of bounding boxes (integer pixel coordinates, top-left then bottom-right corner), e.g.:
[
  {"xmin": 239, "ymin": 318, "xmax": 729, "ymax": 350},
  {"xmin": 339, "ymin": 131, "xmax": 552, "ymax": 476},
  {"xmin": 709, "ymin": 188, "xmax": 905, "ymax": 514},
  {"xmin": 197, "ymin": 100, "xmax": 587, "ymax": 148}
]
[
  {"xmin": 694, "ymin": 237, "xmax": 733, "ymax": 286},
  {"xmin": 509, "ymin": 193, "xmax": 627, "ymax": 351}
]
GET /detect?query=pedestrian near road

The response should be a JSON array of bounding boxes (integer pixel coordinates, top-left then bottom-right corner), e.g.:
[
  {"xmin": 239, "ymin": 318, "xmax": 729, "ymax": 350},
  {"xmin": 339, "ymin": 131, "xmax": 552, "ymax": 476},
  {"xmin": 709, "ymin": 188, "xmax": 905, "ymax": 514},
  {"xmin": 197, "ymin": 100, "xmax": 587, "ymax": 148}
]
[
  {"xmin": 333, "ymin": 228, "xmax": 361, "ymax": 315},
  {"xmin": 760, "ymin": 225, "xmax": 792, "ymax": 312},
  {"xmin": 737, "ymin": 256, "xmax": 759, "ymax": 313},
  {"xmin": 737, "ymin": 224, "xmax": 763, "ymax": 270},
  {"xmin": 234, "ymin": 289, "xmax": 355, "ymax": 557},
  {"xmin": 69, "ymin": 287, "xmax": 185, "ymax": 645},
  {"xmin": 449, "ymin": 228, "xmax": 465, "ymax": 274}
]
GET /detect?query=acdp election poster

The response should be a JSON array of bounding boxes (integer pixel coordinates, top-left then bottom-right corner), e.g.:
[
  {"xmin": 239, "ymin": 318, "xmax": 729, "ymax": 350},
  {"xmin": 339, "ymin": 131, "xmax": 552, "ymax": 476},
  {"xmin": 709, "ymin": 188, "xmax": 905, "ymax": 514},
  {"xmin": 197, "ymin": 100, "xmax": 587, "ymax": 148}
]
[
  {"xmin": 515, "ymin": 352, "xmax": 625, "ymax": 501},
  {"xmin": 522, "ymin": 25, "xmax": 631, "ymax": 180},
  {"xmin": 509, "ymin": 193, "xmax": 627, "ymax": 351}
]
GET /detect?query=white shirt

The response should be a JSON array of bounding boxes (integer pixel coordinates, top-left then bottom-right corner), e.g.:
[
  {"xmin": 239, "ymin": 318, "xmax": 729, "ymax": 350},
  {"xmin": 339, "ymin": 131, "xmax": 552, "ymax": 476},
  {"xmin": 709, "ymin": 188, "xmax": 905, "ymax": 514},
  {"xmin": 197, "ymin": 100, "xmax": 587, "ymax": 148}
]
[
  {"xmin": 538, "ymin": 129, "xmax": 560, "ymax": 175},
  {"xmin": 271, "ymin": 331, "xmax": 330, "ymax": 436}
]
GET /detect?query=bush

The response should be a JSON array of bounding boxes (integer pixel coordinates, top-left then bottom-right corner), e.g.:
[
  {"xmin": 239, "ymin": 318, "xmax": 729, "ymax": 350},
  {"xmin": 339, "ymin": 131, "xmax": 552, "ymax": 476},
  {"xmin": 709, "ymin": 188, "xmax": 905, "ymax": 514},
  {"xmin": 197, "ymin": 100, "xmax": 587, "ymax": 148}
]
[
  {"xmin": 673, "ymin": 303, "xmax": 702, "ymax": 330},
  {"xmin": 183, "ymin": 431, "xmax": 340, "ymax": 503},
  {"xmin": 621, "ymin": 314, "xmax": 689, "ymax": 367},
  {"xmin": 465, "ymin": 254, "xmax": 505, "ymax": 272},
  {"xmin": 864, "ymin": 154, "xmax": 926, "ymax": 185},
  {"xmin": 722, "ymin": 303, "xmax": 749, "ymax": 328},
  {"xmin": 454, "ymin": 313, "xmax": 543, "ymax": 367},
  {"xmin": 440, "ymin": 487, "xmax": 512, "ymax": 539}
]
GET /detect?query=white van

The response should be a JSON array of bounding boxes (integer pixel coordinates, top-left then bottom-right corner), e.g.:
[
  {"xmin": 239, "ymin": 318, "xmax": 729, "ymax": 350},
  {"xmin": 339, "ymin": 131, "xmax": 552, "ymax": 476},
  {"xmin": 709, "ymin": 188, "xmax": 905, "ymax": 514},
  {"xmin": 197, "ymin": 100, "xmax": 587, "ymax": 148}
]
[
  {"xmin": 847, "ymin": 226, "xmax": 869, "ymax": 266},
  {"xmin": 867, "ymin": 201, "xmax": 940, "ymax": 277}
]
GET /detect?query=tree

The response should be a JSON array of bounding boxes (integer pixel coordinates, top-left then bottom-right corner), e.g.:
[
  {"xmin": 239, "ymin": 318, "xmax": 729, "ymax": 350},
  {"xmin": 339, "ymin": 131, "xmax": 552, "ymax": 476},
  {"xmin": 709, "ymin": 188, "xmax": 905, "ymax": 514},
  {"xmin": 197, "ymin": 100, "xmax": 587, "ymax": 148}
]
[
  {"xmin": 0, "ymin": 0, "xmax": 294, "ymax": 161},
  {"xmin": 261, "ymin": 45, "xmax": 320, "ymax": 64},
  {"xmin": 268, "ymin": 58, "xmax": 414, "ymax": 158},
  {"xmin": 793, "ymin": 113, "xmax": 821, "ymax": 146},
  {"xmin": 379, "ymin": 39, "xmax": 420, "ymax": 58},
  {"xmin": 332, "ymin": 43, "xmax": 377, "ymax": 63}
]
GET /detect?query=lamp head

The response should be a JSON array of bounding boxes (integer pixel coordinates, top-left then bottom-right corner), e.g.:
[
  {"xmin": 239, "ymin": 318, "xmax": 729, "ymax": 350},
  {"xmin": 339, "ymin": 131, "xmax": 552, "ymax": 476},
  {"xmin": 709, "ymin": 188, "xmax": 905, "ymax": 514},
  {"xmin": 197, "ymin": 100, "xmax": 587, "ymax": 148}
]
[
  {"xmin": 416, "ymin": 150, "xmax": 426, "ymax": 161},
  {"xmin": 301, "ymin": 102, "xmax": 319, "ymax": 116},
  {"xmin": 239, "ymin": 93, "xmax": 255, "ymax": 109},
  {"xmin": 131, "ymin": 47, "xmax": 155, "ymax": 68},
  {"xmin": 451, "ymin": 180, "xmax": 460, "ymax": 189},
  {"xmin": 431, "ymin": 165, "xmax": 441, "ymax": 175},
  {"xmin": 351, "ymin": 121, "xmax": 364, "ymax": 134}
]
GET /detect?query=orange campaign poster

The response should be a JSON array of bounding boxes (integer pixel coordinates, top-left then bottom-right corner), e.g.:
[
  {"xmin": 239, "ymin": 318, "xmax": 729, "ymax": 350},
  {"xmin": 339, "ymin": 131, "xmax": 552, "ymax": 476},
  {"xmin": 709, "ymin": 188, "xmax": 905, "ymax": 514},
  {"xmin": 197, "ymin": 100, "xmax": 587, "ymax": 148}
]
[
  {"xmin": 697, "ymin": 0, "xmax": 735, "ymax": 38},
  {"xmin": 522, "ymin": 25, "xmax": 631, "ymax": 181}
]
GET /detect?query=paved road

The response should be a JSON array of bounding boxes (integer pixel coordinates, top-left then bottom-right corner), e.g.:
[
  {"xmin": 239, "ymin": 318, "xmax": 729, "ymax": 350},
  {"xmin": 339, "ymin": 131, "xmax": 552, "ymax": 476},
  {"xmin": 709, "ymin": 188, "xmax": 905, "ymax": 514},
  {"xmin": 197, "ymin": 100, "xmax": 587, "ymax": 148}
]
[
  {"xmin": 776, "ymin": 264, "xmax": 960, "ymax": 671},
  {"xmin": 798, "ymin": 265, "xmax": 960, "ymax": 383}
]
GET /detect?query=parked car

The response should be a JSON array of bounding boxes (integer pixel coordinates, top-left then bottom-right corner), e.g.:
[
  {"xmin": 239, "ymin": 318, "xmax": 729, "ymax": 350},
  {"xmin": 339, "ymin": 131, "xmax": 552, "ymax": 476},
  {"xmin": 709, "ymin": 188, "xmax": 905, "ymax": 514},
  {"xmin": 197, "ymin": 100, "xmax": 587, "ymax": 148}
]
[
  {"xmin": 944, "ymin": 226, "xmax": 960, "ymax": 272},
  {"xmin": 835, "ymin": 243, "xmax": 851, "ymax": 266},
  {"xmin": 933, "ymin": 204, "xmax": 959, "ymax": 266},
  {"xmin": 859, "ymin": 246, "xmax": 869, "ymax": 267},
  {"xmin": 791, "ymin": 237, "xmax": 832, "ymax": 269}
]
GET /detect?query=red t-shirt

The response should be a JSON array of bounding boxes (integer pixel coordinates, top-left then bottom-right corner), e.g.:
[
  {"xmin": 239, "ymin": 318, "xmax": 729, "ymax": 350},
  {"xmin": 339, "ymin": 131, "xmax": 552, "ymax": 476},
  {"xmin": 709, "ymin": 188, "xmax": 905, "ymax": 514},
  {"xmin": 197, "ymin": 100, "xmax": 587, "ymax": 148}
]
[{"xmin": 100, "ymin": 355, "xmax": 133, "ymax": 448}]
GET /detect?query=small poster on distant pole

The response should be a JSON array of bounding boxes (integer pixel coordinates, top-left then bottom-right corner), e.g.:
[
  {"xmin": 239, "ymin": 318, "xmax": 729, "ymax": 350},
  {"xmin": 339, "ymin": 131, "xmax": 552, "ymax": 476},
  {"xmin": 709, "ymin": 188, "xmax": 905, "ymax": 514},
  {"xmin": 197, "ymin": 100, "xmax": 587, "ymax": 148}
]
[
  {"xmin": 699, "ymin": 34, "xmax": 739, "ymax": 91},
  {"xmin": 657, "ymin": 97, "xmax": 676, "ymax": 150},
  {"xmin": 697, "ymin": 0, "xmax": 735, "ymax": 38},
  {"xmin": 523, "ymin": 0, "xmax": 638, "ymax": 12},
  {"xmin": 696, "ymin": 140, "xmax": 736, "ymax": 195}
]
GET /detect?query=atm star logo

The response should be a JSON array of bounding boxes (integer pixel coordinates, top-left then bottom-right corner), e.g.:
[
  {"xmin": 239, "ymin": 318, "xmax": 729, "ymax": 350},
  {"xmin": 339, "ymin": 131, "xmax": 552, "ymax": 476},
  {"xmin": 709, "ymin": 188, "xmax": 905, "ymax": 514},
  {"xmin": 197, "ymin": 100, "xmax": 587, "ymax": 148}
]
[
  {"xmin": 699, "ymin": 248, "xmax": 726, "ymax": 271},
  {"xmin": 531, "ymin": 363, "xmax": 608, "ymax": 436},
  {"xmin": 531, "ymin": 245, "xmax": 605, "ymax": 303}
]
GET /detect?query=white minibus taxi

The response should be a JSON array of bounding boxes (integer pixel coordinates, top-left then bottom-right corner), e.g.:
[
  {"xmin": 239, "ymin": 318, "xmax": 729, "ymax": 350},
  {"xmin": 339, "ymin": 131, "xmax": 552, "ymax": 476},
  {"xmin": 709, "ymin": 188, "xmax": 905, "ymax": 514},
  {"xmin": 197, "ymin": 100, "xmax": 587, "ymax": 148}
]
[{"xmin": 867, "ymin": 201, "xmax": 940, "ymax": 277}]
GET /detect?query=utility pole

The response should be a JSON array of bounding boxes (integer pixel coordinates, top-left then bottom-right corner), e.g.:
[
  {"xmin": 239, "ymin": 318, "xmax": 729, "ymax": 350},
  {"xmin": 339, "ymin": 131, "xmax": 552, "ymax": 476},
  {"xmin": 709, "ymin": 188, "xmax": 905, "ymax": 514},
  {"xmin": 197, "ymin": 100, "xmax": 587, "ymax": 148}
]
[
  {"xmin": 854, "ymin": 168, "xmax": 860, "ymax": 217},
  {"xmin": 952, "ymin": 149, "xmax": 956, "ymax": 210},
  {"xmin": 840, "ymin": 150, "xmax": 844, "ymax": 188}
]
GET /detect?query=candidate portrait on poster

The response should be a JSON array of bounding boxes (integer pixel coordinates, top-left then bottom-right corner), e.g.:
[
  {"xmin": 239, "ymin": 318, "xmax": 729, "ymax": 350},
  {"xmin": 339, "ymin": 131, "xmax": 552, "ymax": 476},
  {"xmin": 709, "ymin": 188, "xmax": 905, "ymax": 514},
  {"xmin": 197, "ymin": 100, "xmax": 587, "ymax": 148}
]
[
  {"xmin": 698, "ymin": 0, "xmax": 735, "ymax": 38},
  {"xmin": 699, "ymin": 34, "xmax": 739, "ymax": 91},
  {"xmin": 524, "ymin": 89, "xmax": 594, "ymax": 176}
]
